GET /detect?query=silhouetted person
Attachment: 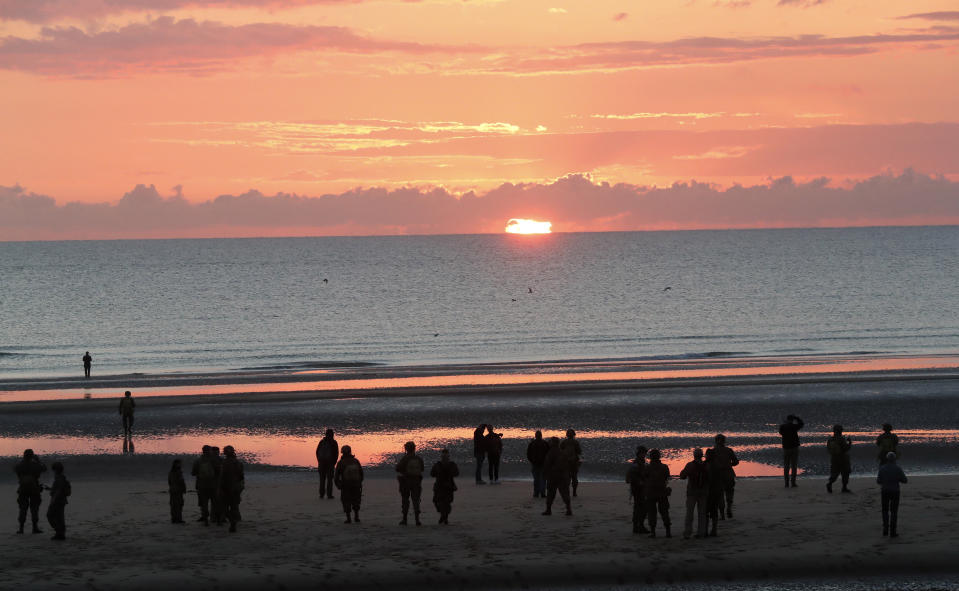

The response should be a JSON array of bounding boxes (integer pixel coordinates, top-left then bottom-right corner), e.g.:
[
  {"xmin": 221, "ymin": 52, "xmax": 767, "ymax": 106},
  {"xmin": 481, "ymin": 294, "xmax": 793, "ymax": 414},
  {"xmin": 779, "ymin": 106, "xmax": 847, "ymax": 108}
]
[
  {"xmin": 315, "ymin": 429, "xmax": 339, "ymax": 499},
  {"xmin": 644, "ymin": 449, "xmax": 671, "ymax": 538},
  {"xmin": 542, "ymin": 437, "xmax": 572, "ymax": 516},
  {"xmin": 679, "ymin": 448, "xmax": 709, "ymax": 539},
  {"xmin": 779, "ymin": 414, "xmax": 804, "ymax": 488},
  {"xmin": 168, "ymin": 459, "xmax": 186, "ymax": 524},
  {"xmin": 473, "ymin": 424, "xmax": 488, "ymax": 484},
  {"xmin": 877, "ymin": 452, "xmax": 907, "ymax": 537},
  {"xmin": 826, "ymin": 424, "xmax": 853, "ymax": 493},
  {"xmin": 704, "ymin": 448, "xmax": 722, "ymax": 537},
  {"xmin": 14, "ymin": 449, "xmax": 46, "ymax": 534},
  {"xmin": 118, "ymin": 391, "xmax": 135, "ymax": 436},
  {"xmin": 431, "ymin": 449, "xmax": 459, "ymax": 524},
  {"xmin": 485, "ymin": 425, "xmax": 503, "ymax": 484},
  {"xmin": 396, "ymin": 441, "xmax": 425, "ymax": 525},
  {"xmin": 219, "ymin": 445, "xmax": 244, "ymax": 533},
  {"xmin": 82, "ymin": 352, "xmax": 92, "ymax": 378},
  {"xmin": 46, "ymin": 461, "xmax": 70, "ymax": 540},
  {"xmin": 210, "ymin": 446, "xmax": 225, "ymax": 524},
  {"xmin": 711, "ymin": 434, "xmax": 739, "ymax": 517},
  {"xmin": 560, "ymin": 428, "xmax": 583, "ymax": 497},
  {"xmin": 191, "ymin": 445, "xmax": 216, "ymax": 525},
  {"xmin": 876, "ymin": 424, "xmax": 899, "ymax": 465},
  {"xmin": 526, "ymin": 430, "xmax": 550, "ymax": 498},
  {"xmin": 625, "ymin": 445, "xmax": 649, "ymax": 534},
  {"xmin": 334, "ymin": 445, "xmax": 363, "ymax": 523}
]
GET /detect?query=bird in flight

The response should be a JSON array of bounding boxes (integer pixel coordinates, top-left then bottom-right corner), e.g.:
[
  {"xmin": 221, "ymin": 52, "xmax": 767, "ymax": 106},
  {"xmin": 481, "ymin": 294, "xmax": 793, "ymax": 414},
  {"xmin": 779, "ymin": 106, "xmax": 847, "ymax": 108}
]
[
  {"xmin": 663, "ymin": 286, "xmax": 671, "ymax": 292},
  {"xmin": 528, "ymin": 287, "xmax": 533, "ymax": 294},
  {"xmin": 322, "ymin": 278, "xmax": 329, "ymax": 283}
]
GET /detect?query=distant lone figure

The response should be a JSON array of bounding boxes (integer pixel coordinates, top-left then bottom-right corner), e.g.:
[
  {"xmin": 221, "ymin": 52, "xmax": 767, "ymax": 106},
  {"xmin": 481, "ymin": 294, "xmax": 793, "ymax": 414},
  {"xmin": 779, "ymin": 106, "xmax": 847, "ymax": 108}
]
[
  {"xmin": 219, "ymin": 445, "xmax": 245, "ymax": 533},
  {"xmin": 46, "ymin": 461, "xmax": 70, "ymax": 540},
  {"xmin": 473, "ymin": 424, "xmax": 488, "ymax": 484},
  {"xmin": 779, "ymin": 414, "xmax": 804, "ymax": 488},
  {"xmin": 82, "ymin": 352, "xmax": 92, "ymax": 378},
  {"xmin": 168, "ymin": 459, "xmax": 186, "ymax": 524},
  {"xmin": 560, "ymin": 429, "xmax": 583, "ymax": 497},
  {"xmin": 396, "ymin": 441, "xmax": 425, "ymax": 526},
  {"xmin": 315, "ymin": 429, "xmax": 339, "ymax": 499},
  {"xmin": 526, "ymin": 430, "xmax": 550, "ymax": 498},
  {"xmin": 644, "ymin": 449, "xmax": 671, "ymax": 538},
  {"xmin": 876, "ymin": 424, "xmax": 899, "ymax": 465},
  {"xmin": 877, "ymin": 452, "xmax": 907, "ymax": 537},
  {"xmin": 711, "ymin": 434, "xmax": 739, "ymax": 518},
  {"xmin": 334, "ymin": 445, "xmax": 364, "ymax": 524},
  {"xmin": 826, "ymin": 424, "xmax": 853, "ymax": 493},
  {"xmin": 430, "ymin": 449, "xmax": 459, "ymax": 524},
  {"xmin": 14, "ymin": 448, "xmax": 46, "ymax": 534},
  {"xmin": 542, "ymin": 437, "xmax": 572, "ymax": 516},
  {"xmin": 485, "ymin": 425, "xmax": 504, "ymax": 484},
  {"xmin": 118, "ymin": 391, "xmax": 135, "ymax": 436}
]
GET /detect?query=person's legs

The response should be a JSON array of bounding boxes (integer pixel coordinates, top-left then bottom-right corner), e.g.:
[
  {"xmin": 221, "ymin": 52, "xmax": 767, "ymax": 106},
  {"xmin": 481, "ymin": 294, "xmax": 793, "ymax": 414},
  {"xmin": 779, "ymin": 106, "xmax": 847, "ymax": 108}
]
[
  {"xmin": 683, "ymin": 495, "xmax": 696, "ymax": 538},
  {"xmin": 544, "ymin": 480, "xmax": 557, "ymax": 514},
  {"xmin": 475, "ymin": 454, "xmax": 485, "ymax": 483},
  {"xmin": 827, "ymin": 462, "xmax": 840, "ymax": 492},
  {"xmin": 889, "ymin": 491, "xmax": 900, "ymax": 536},
  {"xmin": 531, "ymin": 466, "xmax": 542, "ymax": 496},
  {"xmin": 570, "ymin": 466, "xmax": 579, "ymax": 496},
  {"xmin": 696, "ymin": 493, "xmax": 708, "ymax": 537},
  {"xmin": 557, "ymin": 480, "xmax": 572, "ymax": 514},
  {"xmin": 399, "ymin": 479, "xmax": 411, "ymax": 523},
  {"xmin": 646, "ymin": 499, "xmax": 658, "ymax": 534},
  {"xmin": 881, "ymin": 490, "xmax": 891, "ymax": 534},
  {"xmin": 659, "ymin": 497, "xmax": 671, "ymax": 536},
  {"xmin": 411, "ymin": 479, "xmax": 423, "ymax": 524}
]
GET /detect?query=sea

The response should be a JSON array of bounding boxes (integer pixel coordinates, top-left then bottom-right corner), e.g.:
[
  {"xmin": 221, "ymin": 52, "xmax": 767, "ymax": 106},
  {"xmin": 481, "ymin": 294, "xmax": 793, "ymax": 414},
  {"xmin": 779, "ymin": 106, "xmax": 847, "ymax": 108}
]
[{"xmin": 2, "ymin": 226, "xmax": 958, "ymax": 378}]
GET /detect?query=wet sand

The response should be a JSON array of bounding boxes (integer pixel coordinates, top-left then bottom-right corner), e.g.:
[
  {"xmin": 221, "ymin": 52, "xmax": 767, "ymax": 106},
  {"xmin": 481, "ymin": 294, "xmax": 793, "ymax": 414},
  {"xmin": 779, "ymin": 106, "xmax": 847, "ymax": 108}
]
[{"xmin": 2, "ymin": 473, "xmax": 957, "ymax": 591}]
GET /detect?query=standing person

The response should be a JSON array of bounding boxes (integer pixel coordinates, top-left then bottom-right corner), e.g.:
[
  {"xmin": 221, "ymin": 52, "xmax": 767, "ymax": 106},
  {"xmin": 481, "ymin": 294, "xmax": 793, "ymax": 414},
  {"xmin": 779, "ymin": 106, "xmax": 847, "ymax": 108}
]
[
  {"xmin": 877, "ymin": 452, "xmax": 908, "ymax": 537},
  {"xmin": 779, "ymin": 414, "xmax": 804, "ymax": 488},
  {"xmin": 14, "ymin": 449, "xmax": 46, "ymax": 534},
  {"xmin": 118, "ymin": 391, "xmax": 135, "ymax": 436},
  {"xmin": 485, "ymin": 425, "xmax": 504, "ymax": 484},
  {"xmin": 826, "ymin": 425, "xmax": 853, "ymax": 493},
  {"xmin": 542, "ymin": 437, "xmax": 572, "ymax": 516},
  {"xmin": 46, "ymin": 462, "xmax": 70, "ymax": 541},
  {"xmin": 191, "ymin": 446, "xmax": 216, "ymax": 525},
  {"xmin": 334, "ymin": 446, "xmax": 364, "ymax": 523},
  {"xmin": 209, "ymin": 446, "xmax": 224, "ymax": 525},
  {"xmin": 315, "ymin": 429, "xmax": 339, "ymax": 499},
  {"xmin": 625, "ymin": 445, "xmax": 649, "ymax": 534},
  {"xmin": 168, "ymin": 459, "xmax": 186, "ymax": 524},
  {"xmin": 711, "ymin": 434, "xmax": 739, "ymax": 518},
  {"xmin": 704, "ymin": 448, "xmax": 723, "ymax": 537},
  {"xmin": 473, "ymin": 424, "xmax": 488, "ymax": 484},
  {"xmin": 876, "ymin": 424, "xmax": 899, "ymax": 465},
  {"xmin": 396, "ymin": 441, "xmax": 425, "ymax": 526},
  {"xmin": 679, "ymin": 448, "xmax": 709, "ymax": 540},
  {"xmin": 219, "ymin": 445, "xmax": 244, "ymax": 533},
  {"xmin": 526, "ymin": 431, "xmax": 550, "ymax": 498},
  {"xmin": 560, "ymin": 429, "xmax": 583, "ymax": 497},
  {"xmin": 643, "ymin": 449, "xmax": 671, "ymax": 538},
  {"xmin": 82, "ymin": 352, "xmax": 92, "ymax": 378},
  {"xmin": 430, "ymin": 449, "xmax": 459, "ymax": 524}
]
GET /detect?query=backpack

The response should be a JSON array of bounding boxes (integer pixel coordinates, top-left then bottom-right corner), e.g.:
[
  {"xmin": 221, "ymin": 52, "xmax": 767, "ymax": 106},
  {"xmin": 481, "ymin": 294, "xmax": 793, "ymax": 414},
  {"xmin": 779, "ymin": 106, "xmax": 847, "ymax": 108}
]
[
  {"xmin": 342, "ymin": 461, "xmax": 361, "ymax": 483},
  {"xmin": 406, "ymin": 456, "xmax": 424, "ymax": 477}
]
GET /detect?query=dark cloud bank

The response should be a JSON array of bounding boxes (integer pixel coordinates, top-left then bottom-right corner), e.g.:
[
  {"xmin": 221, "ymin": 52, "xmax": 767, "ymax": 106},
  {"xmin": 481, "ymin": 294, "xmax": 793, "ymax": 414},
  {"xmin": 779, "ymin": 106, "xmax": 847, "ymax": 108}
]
[{"xmin": 2, "ymin": 170, "xmax": 958, "ymax": 240}]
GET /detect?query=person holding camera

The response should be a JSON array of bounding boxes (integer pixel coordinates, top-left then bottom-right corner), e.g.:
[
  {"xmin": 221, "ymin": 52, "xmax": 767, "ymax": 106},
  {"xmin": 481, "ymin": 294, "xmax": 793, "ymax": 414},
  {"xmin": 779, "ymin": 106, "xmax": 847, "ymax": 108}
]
[
  {"xmin": 779, "ymin": 414, "xmax": 804, "ymax": 488},
  {"xmin": 826, "ymin": 424, "xmax": 853, "ymax": 493}
]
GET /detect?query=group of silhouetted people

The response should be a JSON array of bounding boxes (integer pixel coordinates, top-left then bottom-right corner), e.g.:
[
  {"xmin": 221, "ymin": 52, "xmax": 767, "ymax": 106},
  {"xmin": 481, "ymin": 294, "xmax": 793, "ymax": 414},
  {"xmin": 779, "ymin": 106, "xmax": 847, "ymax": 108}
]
[
  {"xmin": 13, "ymin": 450, "xmax": 71, "ymax": 540},
  {"xmin": 170, "ymin": 444, "xmax": 245, "ymax": 532}
]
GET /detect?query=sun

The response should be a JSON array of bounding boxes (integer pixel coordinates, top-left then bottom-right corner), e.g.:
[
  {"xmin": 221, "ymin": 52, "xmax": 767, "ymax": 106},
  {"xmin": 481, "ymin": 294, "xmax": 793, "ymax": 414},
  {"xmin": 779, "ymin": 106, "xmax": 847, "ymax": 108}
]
[{"xmin": 504, "ymin": 218, "xmax": 552, "ymax": 234}]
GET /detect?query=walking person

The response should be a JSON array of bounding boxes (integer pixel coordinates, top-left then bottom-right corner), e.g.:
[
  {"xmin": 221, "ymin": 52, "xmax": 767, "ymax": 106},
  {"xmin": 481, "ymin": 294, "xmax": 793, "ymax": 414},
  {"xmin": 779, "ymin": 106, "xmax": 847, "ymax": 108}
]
[
  {"xmin": 82, "ymin": 351, "xmax": 92, "ymax": 378},
  {"xmin": 826, "ymin": 425, "xmax": 853, "ymax": 493},
  {"xmin": 168, "ymin": 459, "xmax": 186, "ymax": 524},
  {"xmin": 219, "ymin": 445, "xmax": 244, "ymax": 533},
  {"xmin": 333, "ymin": 445, "xmax": 364, "ymax": 524},
  {"xmin": 473, "ymin": 424, "xmax": 488, "ymax": 484},
  {"xmin": 643, "ymin": 449, "xmax": 671, "ymax": 538},
  {"xmin": 711, "ymin": 434, "xmax": 739, "ymax": 518},
  {"xmin": 560, "ymin": 429, "xmax": 583, "ymax": 497},
  {"xmin": 526, "ymin": 430, "xmax": 550, "ymax": 498},
  {"xmin": 779, "ymin": 414, "xmax": 804, "ymax": 488},
  {"xmin": 430, "ymin": 449, "xmax": 459, "ymax": 524},
  {"xmin": 191, "ymin": 445, "xmax": 216, "ymax": 525},
  {"xmin": 396, "ymin": 441, "xmax": 425, "ymax": 526},
  {"xmin": 315, "ymin": 429, "xmax": 339, "ymax": 499},
  {"xmin": 485, "ymin": 425, "xmax": 503, "ymax": 484},
  {"xmin": 704, "ymin": 448, "xmax": 722, "ymax": 537},
  {"xmin": 625, "ymin": 445, "xmax": 649, "ymax": 534},
  {"xmin": 118, "ymin": 391, "xmax": 135, "ymax": 436},
  {"xmin": 876, "ymin": 424, "xmax": 899, "ymax": 465},
  {"xmin": 46, "ymin": 462, "xmax": 70, "ymax": 540},
  {"xmin": 679, "ymin": 448, "xmax": 709, "ymax": 539},
  {"xmin": 877, "ymin": 452, "xmax": 907, "ymax": 537},
  {"xmin": 14, "ymin": 449, "xmax": 46, "ymax": 534},
  {"xmin": 542, "ymin": 437, "xmax": 572, "ymax": 516}
]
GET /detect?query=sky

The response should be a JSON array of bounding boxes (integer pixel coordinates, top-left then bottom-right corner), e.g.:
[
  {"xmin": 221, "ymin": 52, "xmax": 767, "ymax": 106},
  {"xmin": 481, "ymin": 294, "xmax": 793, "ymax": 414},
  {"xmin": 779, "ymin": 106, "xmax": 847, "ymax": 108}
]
[{"xmin": 1, "ymin": 0, "xmax": 958, "ymax": 239}]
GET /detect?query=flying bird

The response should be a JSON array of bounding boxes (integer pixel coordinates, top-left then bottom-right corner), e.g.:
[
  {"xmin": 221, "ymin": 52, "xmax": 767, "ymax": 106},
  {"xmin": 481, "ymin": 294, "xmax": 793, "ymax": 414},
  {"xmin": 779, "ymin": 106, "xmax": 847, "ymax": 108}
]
[
  {"xmin": 528, "ymin": 287, "xmax": 533, "ymax": 294},
  {"xmin": 322, "ymin": 278, "xmax": 328, "ymax": 283},
  {"xmin": 511, "ymin": 298, "xmax": 517, "ymax": 302},
  {"xmin": 663, "ymin": 286, "xmax": 671, "ymax": 292}
]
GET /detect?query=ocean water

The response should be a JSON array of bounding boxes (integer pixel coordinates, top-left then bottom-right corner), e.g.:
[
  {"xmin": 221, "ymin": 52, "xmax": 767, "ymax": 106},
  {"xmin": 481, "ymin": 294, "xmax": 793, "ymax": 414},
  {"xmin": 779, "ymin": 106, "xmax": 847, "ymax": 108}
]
[{"xmin": 1, "ymin": 226, "xmax": 958, "ymax": 378}]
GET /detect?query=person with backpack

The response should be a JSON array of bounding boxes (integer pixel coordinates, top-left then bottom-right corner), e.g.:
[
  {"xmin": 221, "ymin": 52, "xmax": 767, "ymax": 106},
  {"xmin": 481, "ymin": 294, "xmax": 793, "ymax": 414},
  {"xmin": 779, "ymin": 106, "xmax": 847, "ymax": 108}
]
[
  {"xmin": 485, "ymin": 425, "xmax": 504, "ymax": 484},
  {"xmin": 877, "ymin": 452, "xmax": 908, "ymax": 537},
  {"xmin": 315, "ymin": 429, "xmax": 339, "ymax": 499},
  {"xmin": 711, "ymin": 434, "xmax": 739, "ymax": 518},
  {"xmin": 396, "ymin": 441, "xmax": 426, "ymax": 526},
  {"xmin": 644, "ymin": 449, "xmax": 671, "ymax": 538},
  {"xmin": 779, "ymin": 414, "xmax": 804, "ymax": 488},
  {"xmin": 625, "ymin": 445, "xmax": 649, "ymax": 534},
  {"xmin": 679, "ymin": 448, "xmax": 709, "ymax": 539},
  {"xmin": 46, "ymin": 461, "xmax": 70, "ymax": 540},
  {"xmin": 704, "ymin": 448, "xmax": 723, "ymax": 537},
  {"xmin": 542, "ymin": 437, "xmax": 572, "ymax": 516},
  {"xmin": 14, "ymin": 449, "xmax": 46, "ymax": 535},
  {"xmin": 473, "ymin": 424, "xmax": 488, "ymax": 484},
  {"xmin": 827, "ymin": 425, "xmax": 853, "ymax": 493},
  {"xmin": 334, "ymin": 445, "xmax": 364, "ymax": 524},
  {"xmin": 430, "ymin": 449, "xmax": 459, "ymax": 524},
  {"xmin": 876, "ymin": 424, "xmax": 899, "ymax": 465},
  {"xmin": 560, "ymin": 429, "xmax": 583, "ymax": 497},
  {"xmin": 191, "ymin": 446, "xmax": 217, "ymax": 525},
  {"xmin": 168, "ymin": 459, "xmax": 186, "ymax": 524},
  {"xmin": 526, "ymin": 431, "xmax": 550, "ymax": 498}
]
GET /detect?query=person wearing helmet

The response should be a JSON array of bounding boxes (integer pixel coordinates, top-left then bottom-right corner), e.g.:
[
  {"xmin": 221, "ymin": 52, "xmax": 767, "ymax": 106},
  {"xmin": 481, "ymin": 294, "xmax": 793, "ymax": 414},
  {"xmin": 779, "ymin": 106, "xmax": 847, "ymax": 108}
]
[
  {"xmin": 396, "ymin": 441, "xmax": 425, "ymax": 526},
  {"xmin": 334, "ymin": 445, "xmax": 364, "ymax": 524},
  {"xmin": 430, "ymin": 449, "xmax": 459, "ymax": 524},
  {"xmin": 643, "ymin": 449, "xmax": 671, "ymax": 538},
  {"xmin": 826, "ymin": 425, "xmax": 853, "ymax": 494}
]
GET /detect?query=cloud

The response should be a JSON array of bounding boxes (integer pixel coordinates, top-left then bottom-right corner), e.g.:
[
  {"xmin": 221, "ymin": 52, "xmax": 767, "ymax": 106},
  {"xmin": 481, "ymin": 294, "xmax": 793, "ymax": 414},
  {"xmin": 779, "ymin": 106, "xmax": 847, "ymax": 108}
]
[
  {"xmin": 777, "ymin": 0, "xmax": 827, "ymax": 6},
  {"xmin": 548, "ymin": 7, "xmax": 567, "ymax": 14},
  {"xmin": 895, "ymin": 12, "xmax": 959, "ymax": 22},
  {"xmin": 0, "ymin": 0, "xmax": 363, "ymax": 23},
  {"xmin": 591, "ymin": 112, "xmax": 724, "ymax": 120},
  {"xmin": 3, "ymin": 170, "xmax": 958, "ymax": 240},
  {"xmin": 612, "ymin": 12, "xmax": 628, "ymax": 21}
]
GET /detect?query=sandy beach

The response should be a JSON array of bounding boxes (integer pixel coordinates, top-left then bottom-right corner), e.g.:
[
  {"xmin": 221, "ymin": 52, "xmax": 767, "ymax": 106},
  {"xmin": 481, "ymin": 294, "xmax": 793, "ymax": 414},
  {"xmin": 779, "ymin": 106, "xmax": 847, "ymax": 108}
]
[{"xmin": 3, "ymin": 472, "xmax": 958, "ymax": 590}]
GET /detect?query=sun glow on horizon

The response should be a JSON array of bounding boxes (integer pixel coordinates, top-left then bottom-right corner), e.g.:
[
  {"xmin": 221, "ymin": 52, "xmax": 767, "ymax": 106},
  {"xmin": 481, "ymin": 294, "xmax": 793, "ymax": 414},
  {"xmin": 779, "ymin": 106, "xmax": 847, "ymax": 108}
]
[{"xmin": 505, "ymin": 218, "xmax": 552, "ymax": 234}]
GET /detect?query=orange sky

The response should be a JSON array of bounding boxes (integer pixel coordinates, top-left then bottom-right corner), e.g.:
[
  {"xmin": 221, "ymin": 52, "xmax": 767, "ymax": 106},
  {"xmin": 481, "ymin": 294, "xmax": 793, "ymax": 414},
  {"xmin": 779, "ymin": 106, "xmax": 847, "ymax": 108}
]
[{"xmin": 2, "ymin": 0, "xmax": 958, "ymax": 238}]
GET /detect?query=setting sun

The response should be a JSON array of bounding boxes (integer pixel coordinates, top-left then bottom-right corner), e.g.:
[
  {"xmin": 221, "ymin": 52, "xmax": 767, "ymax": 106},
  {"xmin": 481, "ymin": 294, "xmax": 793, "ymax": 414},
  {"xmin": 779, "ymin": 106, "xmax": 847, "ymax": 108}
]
[{"xmin": 504, "ymin": 219, "xmax": 552, "ymax": 234}]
